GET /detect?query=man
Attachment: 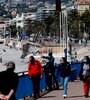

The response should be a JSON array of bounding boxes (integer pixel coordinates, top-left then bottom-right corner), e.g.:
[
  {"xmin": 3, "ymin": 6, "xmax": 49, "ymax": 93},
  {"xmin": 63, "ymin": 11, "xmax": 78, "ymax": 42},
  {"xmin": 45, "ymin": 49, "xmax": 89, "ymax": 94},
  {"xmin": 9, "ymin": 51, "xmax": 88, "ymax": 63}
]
[
  {"xmin": 42, "ymin": 52, "xmax": 59, "ymax": 90},
  {"xmin": 28, "ymin": 56, "xmax": 43, "ymax": 99}
]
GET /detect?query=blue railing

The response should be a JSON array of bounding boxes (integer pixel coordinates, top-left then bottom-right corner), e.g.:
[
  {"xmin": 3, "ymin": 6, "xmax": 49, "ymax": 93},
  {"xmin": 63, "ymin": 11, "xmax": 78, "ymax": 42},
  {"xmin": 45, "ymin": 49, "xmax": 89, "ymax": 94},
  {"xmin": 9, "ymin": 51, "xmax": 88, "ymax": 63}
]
[{"xmin": 15, "ymin": 62, "xmax": 82, "ymax": 100}]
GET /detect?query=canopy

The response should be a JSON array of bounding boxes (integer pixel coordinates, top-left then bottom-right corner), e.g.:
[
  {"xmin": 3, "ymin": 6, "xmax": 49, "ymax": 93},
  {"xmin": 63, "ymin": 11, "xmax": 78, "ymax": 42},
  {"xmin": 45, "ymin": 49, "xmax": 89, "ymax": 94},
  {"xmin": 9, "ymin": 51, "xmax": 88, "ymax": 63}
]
[{"xmin": 20, "ymin": 33, "xmax": 27, "ymax": 37}]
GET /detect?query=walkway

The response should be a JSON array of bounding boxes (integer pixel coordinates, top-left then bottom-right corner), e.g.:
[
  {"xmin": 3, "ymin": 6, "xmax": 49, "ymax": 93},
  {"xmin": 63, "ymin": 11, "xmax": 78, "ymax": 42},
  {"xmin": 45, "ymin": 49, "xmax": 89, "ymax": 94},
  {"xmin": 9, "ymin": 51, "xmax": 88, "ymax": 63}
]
[
  {"xmin": 23, "ymin": 80, "xmax": 90, "ymax": 100},
  {"xmin": 37, "ymin": 80, "xmax": 90, "ymax": 100},
  {"xmin": 1, "ymin": 44, "xmax": 90, "ymax": 100}
]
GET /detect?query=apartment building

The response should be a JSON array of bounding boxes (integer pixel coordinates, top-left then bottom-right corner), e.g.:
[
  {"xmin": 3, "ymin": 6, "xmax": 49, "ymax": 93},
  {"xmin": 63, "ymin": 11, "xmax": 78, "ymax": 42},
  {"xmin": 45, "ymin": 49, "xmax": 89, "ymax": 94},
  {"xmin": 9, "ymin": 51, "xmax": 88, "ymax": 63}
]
[{"xmin": 75, "ymin": 0, "xmax": 90, "ymax": 14}]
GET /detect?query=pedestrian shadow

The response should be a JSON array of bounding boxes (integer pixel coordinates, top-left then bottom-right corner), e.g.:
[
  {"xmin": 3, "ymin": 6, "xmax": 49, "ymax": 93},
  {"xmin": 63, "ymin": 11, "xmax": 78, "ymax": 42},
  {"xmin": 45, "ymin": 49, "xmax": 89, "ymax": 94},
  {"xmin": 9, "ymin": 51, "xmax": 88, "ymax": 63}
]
[
  {"xmin": 41, "ymin": 96, "xmax": 56, "ymax": 98},
  {"xmin": 68, "ymin": 95, "xmax": 85, "ymax": 98}
]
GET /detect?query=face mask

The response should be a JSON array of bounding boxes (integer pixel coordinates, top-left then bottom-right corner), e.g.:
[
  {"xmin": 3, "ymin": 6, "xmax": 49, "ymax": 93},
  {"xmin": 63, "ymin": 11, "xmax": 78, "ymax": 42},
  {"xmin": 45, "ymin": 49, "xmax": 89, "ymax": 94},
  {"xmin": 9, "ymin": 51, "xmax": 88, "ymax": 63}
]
[
  {"xmin": 30, "ymin": 60, "xmax": 34, "ymax": 64},
  {"xmin": 84, "ymin": 59, "xmax": 87, "ymax": 63},
  {"xmin": 60, "ymin": 60, "xmax": 64, "ymax": 63}
]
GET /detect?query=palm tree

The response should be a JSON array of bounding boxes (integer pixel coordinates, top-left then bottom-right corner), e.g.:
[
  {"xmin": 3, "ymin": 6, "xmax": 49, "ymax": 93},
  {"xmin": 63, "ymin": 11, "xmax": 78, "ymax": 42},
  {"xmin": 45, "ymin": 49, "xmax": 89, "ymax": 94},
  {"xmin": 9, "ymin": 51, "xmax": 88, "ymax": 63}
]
[
  {"xmin": 50, "ymin": 12, "xmax": 59, "ymax": 37},
  {"xmin": 80, "ymin": 10, "xmax": 90, "ymax": 34},
  {"xmin": 24, "ymin": 19, "xmax": 31, "ymax": 36},
  {"xmin": 25, "ymin": 12, "xmax": 61, "ymax": 38},
  {"xmin": 42, "ymin": 12, "xmax": 59, "ymax": 37},
  {"xmin": 8, "ymin": 25, "xmax": 17, "ymax": 37},
  {"xmin": 68, "ymin": 9, "xmax": 80, "ymax": 38}
]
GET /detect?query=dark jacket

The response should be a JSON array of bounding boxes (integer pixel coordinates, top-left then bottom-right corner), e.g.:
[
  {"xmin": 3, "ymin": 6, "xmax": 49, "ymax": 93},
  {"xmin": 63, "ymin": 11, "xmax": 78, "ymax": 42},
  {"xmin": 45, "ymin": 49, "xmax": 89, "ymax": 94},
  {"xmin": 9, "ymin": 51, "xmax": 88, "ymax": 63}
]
[
  {"xmin": 58, "ymin": 62, "xmax": 71, "ymax": 78},
  {"xmin": 0, "ymin": 70, "xmax": 19, "ymax": 100},
  {"xmin": 43, "ymin": 55, "xmax": 55, "ymax": 73}
]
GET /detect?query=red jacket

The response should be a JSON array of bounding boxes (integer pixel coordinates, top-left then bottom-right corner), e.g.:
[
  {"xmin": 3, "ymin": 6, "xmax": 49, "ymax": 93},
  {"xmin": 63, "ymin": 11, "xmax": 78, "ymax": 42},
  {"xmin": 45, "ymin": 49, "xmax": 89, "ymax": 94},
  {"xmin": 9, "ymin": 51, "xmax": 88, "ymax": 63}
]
[{"xmin": 28, "ymin": 60, "xmax": 43, "ymax": 77}]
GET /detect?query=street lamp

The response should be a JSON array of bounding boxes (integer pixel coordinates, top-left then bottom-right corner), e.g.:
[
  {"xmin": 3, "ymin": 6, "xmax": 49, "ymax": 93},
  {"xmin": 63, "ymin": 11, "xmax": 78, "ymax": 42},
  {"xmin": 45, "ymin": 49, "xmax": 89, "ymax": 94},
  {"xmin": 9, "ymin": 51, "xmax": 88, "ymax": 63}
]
[
  {"xmin": 9, "ymin": 26, "xmax": 11, "ymax": 38},
  {"xmin": 56, "ymin": 0, "xmax": 69, "ymax": 59},
  {"xmin": 56, "ymin": 0, "xmax": 62, "ymax": 56},
  {"xmin": 56, "ymin": 0, "xmax": 61, "ymax": 12},
  {"xmin": 56, "ymin": 0, "xmax": 61, "ymax": 37}
]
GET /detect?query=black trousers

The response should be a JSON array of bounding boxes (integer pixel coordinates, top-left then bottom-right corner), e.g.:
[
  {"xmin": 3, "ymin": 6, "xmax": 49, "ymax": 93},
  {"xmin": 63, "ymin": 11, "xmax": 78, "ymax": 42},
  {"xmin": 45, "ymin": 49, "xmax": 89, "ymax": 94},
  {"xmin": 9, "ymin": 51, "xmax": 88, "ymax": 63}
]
[
  {"xmin": 31, "ymin": 75, "xmax": 41, "ymax": 98},
  {"xmin": 45, "ymin": 72, "xmax": 52, "ymax": 90},
  {"xmin": 45, "ymin": 71, "xmax": 59, "ymax": 90}
]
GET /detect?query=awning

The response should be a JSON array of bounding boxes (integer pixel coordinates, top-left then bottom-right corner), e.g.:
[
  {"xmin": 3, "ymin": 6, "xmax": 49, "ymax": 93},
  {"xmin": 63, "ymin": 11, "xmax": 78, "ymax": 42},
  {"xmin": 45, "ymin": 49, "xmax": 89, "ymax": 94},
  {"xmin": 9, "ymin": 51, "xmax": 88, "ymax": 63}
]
[{"xmin": 20, "ymin": 33, "xmax": 27, "ymax": 37}]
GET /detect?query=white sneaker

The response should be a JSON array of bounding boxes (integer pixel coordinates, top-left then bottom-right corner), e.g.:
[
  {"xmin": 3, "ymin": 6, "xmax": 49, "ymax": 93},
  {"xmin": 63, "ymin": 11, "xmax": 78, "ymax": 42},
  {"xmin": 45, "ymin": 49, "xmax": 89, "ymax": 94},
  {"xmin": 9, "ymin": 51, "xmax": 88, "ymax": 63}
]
[{"xmin": 63, "ymin": 95, "xmax": 67, "ymax": 98}]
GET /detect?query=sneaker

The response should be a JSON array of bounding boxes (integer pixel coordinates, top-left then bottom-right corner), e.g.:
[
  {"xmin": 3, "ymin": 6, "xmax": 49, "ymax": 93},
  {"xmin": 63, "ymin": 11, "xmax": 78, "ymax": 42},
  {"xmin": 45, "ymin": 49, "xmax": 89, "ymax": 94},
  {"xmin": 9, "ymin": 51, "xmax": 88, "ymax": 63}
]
[{"xmin": 63, "ymin": 95, "xmax": 67, "ymax": 98}]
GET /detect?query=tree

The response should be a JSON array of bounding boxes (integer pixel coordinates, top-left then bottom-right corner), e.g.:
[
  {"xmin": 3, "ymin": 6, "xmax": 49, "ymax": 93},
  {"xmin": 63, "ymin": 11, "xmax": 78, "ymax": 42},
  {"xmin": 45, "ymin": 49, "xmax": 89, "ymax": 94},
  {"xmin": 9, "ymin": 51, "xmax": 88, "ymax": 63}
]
[
  {"xmin": 8, "ymin": 25, "xmax": 17, "ymax": 37},
  {"xmin": 0, "ymin": 5, "xmax": 7, "ymax": 16},
  {"xmin": 50, "ymin": 12, "xmax": 59, "ymax": 37},
  {"xmin": 80, "ymin": 10, "xmax": 90, "ymax": 34},
  {"xmin": 44, "ymin": 16, "xmax": 54, "ymax": 36},
  {"xmin": 24, "ymin": 19, "xmax": 31, "ymax": 36},
  {"xmin": 68, "ymin": 9, "xmax": 80, "ymax": 38},
  {"xmin": 25, "ymin": 12, "xmax": 67, "ymax": 38}
]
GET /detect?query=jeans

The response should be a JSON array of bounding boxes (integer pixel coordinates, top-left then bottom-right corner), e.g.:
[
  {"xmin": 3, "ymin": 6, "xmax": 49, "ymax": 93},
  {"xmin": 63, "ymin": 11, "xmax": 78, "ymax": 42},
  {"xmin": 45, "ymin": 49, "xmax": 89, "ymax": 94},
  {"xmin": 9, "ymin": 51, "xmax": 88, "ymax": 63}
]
[{"xmin": 60, "ymin": 76, "xmax": 69, "ymax": 95}]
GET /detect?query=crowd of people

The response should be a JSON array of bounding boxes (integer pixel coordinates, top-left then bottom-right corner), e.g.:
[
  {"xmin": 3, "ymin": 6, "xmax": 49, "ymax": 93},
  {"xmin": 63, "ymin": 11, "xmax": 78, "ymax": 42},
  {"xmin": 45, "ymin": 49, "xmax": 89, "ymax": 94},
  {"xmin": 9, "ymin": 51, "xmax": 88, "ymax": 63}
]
[
  {"xmin": 28, "ymin": 53, "xmax": 90, "ymax": 99},
  {"xmin": 0, "ymin": 53, "xmax": 90, "ymax": 100}
]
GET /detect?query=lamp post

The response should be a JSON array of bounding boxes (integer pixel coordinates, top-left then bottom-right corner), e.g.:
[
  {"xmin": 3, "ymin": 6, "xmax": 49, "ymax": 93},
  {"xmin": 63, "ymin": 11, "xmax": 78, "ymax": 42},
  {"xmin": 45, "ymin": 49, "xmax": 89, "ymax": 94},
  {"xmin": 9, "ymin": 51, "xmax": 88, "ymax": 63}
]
[
  {"xmin": 56, "ymin": 0, "xmax": 61, "ymax": 37},
  {"xmin": 56, "ymin": 0, "xmax": 69, "ymax": 59},
  {"xmin": 56, "ymin": 0, "xmax": 62, "ymax": 57},
  {"xmin": 62, "ymin": 9, "xmax": 69, "ymax": 58},
  {"xmin": 9, "ymin": 26, "xmax": 11, "ymax": 38},
  {"xmin": 56, "ymin": 0, "xmax": 61, "ymax": 12}
]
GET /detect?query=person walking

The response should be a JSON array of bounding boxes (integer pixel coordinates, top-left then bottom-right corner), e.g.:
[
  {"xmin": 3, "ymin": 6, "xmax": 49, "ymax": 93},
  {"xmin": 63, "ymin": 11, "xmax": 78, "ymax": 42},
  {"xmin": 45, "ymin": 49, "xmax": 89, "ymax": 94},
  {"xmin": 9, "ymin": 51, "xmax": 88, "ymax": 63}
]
[
  {"xmin": 58, "ymin": 57, "xmax": 71, "ymax": 98},
  {"xmin": 79, "ymin": 56, "xmax": 90, "ymax": 98},
  {"xmin": 0, "ymin": 61, "xmax": 19, "ymax": 100},
  {"xmin": 42, "ymin": 52, "xmax": 59, "ymax": 91},
  {"xmin": 28, "ymin": 56, "xmax": 43, "ymax": 100}
]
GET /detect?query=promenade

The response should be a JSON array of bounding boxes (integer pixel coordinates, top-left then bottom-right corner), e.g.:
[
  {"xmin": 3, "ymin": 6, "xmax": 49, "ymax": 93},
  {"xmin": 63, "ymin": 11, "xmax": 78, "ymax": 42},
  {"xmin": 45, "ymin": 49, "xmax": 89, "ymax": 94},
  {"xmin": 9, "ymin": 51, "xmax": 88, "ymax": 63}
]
[
  {"xmin": 0, "ymin": 44, "xmax": 61, "ymax": 72},
  {"xmin": 0, "ymin": 44, "xmax": 28, "ymax": 72},
  {"xmin": 0, "ymin": 44, "xmax": 90, "ymax": 100},
  {"xmin": 37, "ymin": 80, "xmax": 90, "ymax": 100}
]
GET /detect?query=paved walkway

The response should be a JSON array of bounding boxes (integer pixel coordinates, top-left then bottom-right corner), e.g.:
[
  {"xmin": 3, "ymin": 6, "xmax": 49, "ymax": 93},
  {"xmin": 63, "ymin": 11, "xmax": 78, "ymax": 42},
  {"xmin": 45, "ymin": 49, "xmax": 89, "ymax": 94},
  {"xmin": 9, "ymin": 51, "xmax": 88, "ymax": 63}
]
[
  {"xmin": 37, "ymin": 80, "xmax": 90, "ymax": 100},
  {"xmin": 1, "ymin": 44, "xmax": 90, "ymax": 100}
]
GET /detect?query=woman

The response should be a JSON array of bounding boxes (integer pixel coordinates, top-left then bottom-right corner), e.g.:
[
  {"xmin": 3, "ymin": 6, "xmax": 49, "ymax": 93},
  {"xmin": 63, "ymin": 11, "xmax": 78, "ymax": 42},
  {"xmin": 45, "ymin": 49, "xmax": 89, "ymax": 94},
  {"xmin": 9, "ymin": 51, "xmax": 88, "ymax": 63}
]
[
  {"xmin": 0, "ymin": 61, "xmax": 19, "ymax": 100},
  {"xmin": 79, "ymin": 56, "xmax": 90, "ymax": 98},
  {"xmin": 58, "ymin": 57, "xmax": 71, "ymax": 98}
]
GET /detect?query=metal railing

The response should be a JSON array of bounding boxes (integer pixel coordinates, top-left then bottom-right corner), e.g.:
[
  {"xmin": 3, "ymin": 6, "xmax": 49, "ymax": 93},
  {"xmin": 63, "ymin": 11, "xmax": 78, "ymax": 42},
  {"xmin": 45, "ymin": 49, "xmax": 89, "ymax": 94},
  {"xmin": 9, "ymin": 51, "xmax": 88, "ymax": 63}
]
[{"xmin": 15, "ymin": 62, "xmax": 82, "ymax": 100}]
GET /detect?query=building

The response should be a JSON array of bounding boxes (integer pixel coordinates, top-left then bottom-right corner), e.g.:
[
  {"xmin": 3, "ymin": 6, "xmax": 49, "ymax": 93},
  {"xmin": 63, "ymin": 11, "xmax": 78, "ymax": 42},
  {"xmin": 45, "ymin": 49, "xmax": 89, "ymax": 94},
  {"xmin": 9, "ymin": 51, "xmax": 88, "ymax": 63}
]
[
  {"xmin": 36, "ymin": 4, "xmax": 67, "ymax": 21},
  {"xmin": 37, "ymin": 8, "xmax": 55, "ymax": 21},
  {"xmin": 11, "ymin": 12, "xmax": 36, "ymax": 26},
  {"xmin": 5, "ymin": 0, "xmax": 12, "ymax": 3},
  {"xmin": 75, "ymin": 0, "xmax": 90, "ymax": 14},
  {"xmin": 10, "ymin": 12, "xmax": 36, "ymax": 30}
]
